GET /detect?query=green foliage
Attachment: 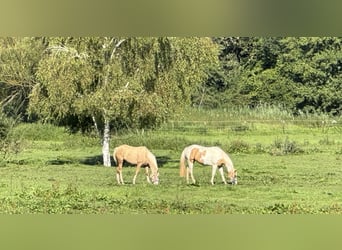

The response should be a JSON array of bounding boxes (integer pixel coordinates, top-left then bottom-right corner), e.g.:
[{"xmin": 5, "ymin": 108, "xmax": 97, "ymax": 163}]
[
  {"xmin": 29, "ymin": 37, "xmax": 219, "ymax": 130},
  {"xmin": 197, "ymin": 37, "xmax": 342, "ymax": 116},
  {"xmin": 0, "ymin": 37, "xmax": 46, "ymax": 119},
  {"xmin": 1, "ymin": 36, "xmax": 340, "ymax": 131},
  {"xmin": 0, "ymin": 112, "xmax": 21, "ymax": 164},
  {"xmin": 278, "ymin": 37, "xmax": 342, "ymax": 114},
  {"xmin": 0, "ymin": 113, "xmax": 10, "ymax": 140},
  {"xmin": 269, "ymin": 137, "xmax": 304, "ymax": 156},
  {"xmin": 228, "ymin": 139, "xmax": 251, "ymax": 153}
]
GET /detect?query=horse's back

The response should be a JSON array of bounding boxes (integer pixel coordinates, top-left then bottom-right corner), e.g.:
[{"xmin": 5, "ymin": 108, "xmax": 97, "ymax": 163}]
[
  {"xmin": 113, "ymin": 144, "xmax": 129, "ymax": 161},
  {"xmin": 187, "ymin": 144, "xmax": 231, "ymax": 166},
  {"xmin": 209, "ymin": 146, "xmax": 233, "ymax": 167},
  {"xmin": 184, "ymin": 144, "xmax": 204, "ymax": 155},
  {"xmin": 114, "ymin": 144, "xmax": 130, "ymax": 154},
  {"xmin": 114, "ymin": 144, "xmax": 154, "ymax": 165},
  {"xmin": 115, "ymin": 144, "xmax": 147, "ymax": 153},
  {"xmin": 208, "ymin": 146, "xmax": 230, "ymax": 159}
]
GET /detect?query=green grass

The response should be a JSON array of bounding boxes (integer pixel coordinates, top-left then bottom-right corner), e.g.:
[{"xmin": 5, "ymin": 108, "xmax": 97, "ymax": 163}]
[{"xmin": 0, "ymin": 108, "xmax": 341, "ymax": 214}]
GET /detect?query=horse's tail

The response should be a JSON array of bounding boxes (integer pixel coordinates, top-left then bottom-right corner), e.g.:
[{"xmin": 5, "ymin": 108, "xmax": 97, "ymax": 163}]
[
  {"xmin": 112, "ymin": 147, "xmax": 118, "ymax": 165},
  {"xmin": 179, "ymin": 148, "xmax": 187, "ymax": 177}
]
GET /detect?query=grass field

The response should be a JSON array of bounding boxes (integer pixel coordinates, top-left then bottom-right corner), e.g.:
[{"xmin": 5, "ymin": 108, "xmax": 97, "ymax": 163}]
[{"xmin": 0, "ymin": 108, "xmax": 341, "ymax": 214}]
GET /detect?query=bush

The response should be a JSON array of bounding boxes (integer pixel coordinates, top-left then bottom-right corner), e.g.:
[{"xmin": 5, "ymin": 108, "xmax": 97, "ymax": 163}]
[
  {"xmin": 231, "ymin": 124, "xmax": 250, "ymax": 132},
  {"xmin": 228, "ymin": 139, "xmax": 251, "ymax": 153},
  {"xmin": 269, "ymin": 137, "xmax": 304, "ymax": 155},
  {"xmin": 0, "ymin": 112, "xmax": 21, "ymax": 164},
  {"xmin": 0, "ymin": 112, "xmax": 12, "ymax": 139}
]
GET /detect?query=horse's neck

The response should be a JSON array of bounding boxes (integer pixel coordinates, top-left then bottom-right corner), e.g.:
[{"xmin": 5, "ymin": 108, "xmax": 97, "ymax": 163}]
[
  {"xmin": 148, "ymin": 154, "xmax": 158, "ymax": 170},
  {"xmin": 224, "ymin": 155, "xmax": 234, "ymax": 171}
]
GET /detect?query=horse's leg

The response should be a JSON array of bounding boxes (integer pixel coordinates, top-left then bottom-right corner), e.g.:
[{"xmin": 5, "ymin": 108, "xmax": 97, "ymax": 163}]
[
  {"xmin": 186, "ymin": 160, "xmax": 190, "ymax": 184},
  {"xmin": 188, "ymin": 160, "xmax": 196, "ymax": 184},
  {"xmin": 116, "ymin": 167, "xmax": 121, "ymax": 184},
  {"xmin": 218, "ymin": 167, "xmax": 227, "ymax": 184},
  {"xmin": 145, "ymin": 167, "xmax": 152, "ymax": 184},
  {"xmin": 186, "ymin": 166, "xmax": 190, "ymax": 184},
  {"xmin": 116, "ymin": 161, "xmax": 124, "ymax": 185},
  {"xmin": 133, "ymin": 163, "xmax": 142, "ymax": 185},
  {"xmin": 210, "ymin": 165, "xmax": 218, "ymax": 185}
]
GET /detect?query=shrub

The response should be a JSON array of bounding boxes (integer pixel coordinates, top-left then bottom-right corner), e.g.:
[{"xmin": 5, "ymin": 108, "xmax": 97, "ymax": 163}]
[
  {"xmin": 0, "ymin": 113, "xmax": 22, "ymax": 164},
  {"xmin": 231, "ymin": 124, "xmax": 250, "ymax": 132},
  {"xmin": 0, "ymin": 112, "xmax": 13, "ymax": 139},
  {"xmin": 269, "ymin": 137, "xmax": 304, "ymax": 155},
  {"xmin": 228, "ymin": 139, "xmax": 251, "ymax": 153},
  {"xmin": 336, "ymin": 147, "xmax": 342, "ymax": 155},
  {"xmin": 253, "ymin": 143, "xmax": 267, "ymax": 154}
]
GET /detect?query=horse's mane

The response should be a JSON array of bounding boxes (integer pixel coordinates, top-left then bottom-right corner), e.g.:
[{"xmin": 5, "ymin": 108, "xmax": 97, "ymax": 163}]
[{"xmin": 147, "ymin": 150, "xmax": 158, "ymax": 172}]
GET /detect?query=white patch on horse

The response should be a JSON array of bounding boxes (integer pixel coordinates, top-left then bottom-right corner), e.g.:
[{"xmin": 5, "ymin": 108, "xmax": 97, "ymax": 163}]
[
  {"xmin": 179, "ymin": 144, "xmax": 237, "ymax": 185},
  {"xmin": 201, "ymin": 151, "xmax": 214, "ymax": 165}
]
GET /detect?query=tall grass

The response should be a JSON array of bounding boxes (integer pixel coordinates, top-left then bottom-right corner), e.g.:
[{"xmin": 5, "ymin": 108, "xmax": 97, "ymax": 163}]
[
  {"xmin": 11, "ymin": 123, "xmax": 69, "ymax": 141},
  {"xmin": 180, "ymin": 104, "xmax": 294, "ymax": 122},
  {"xmin": 162, "ymin": 105, "xmax": 341, "ymax": 138},
  {"xmin": 175, "ymin": 104, "xmax": 341, "ymax": 123}
]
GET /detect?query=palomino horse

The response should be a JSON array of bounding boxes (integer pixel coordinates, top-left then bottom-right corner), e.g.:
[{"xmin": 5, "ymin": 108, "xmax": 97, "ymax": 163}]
[
  {"xmin": 113, "ymin": 144, "xmax": 159, "ymax": 185},
  {"xmin": 180, "ymin": 144, "xmax": 237, "ymax": 185}
]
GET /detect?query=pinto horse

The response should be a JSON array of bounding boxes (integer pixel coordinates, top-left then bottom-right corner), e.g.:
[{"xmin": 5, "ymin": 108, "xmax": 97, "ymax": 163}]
[
  {"xmin": 113, "ymin": 144, "xmax": 159, "ymax": 185},
  {"xmin": 180, "ymin": 144, "xmax": 237, "ymax": 185}
]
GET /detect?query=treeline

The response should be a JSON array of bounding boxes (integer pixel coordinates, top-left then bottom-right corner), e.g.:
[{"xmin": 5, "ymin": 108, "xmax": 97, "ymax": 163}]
[
  {"xmin": 1, "ymin": 37, "xmax": 341, "ymax": 125},
  {"xmin": 195, "ymin": 37, "xmax": 342, "ymax": 116}
]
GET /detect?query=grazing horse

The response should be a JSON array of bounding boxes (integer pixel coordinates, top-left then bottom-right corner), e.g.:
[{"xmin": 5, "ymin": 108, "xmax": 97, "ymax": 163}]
[
  {"xmin": 113, "ymin": 144, "xmax": 159, "ymax": 185},
  {"xmin": 180, "ymin": 144, "xmax": 237, "ymax": 185}
]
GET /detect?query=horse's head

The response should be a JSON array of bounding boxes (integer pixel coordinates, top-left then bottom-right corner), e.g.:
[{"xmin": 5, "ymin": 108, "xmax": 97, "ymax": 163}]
[
  {"xmin": 147, "ymin": 152, "xmax": 159, "ymax": 184},
  {"xmin": 150, "ymin": 170, "xmax": 159, "ymax": 185},
  {"xmin": 228, "ymin": 169, "xmax": 238, "ymax": 185}
]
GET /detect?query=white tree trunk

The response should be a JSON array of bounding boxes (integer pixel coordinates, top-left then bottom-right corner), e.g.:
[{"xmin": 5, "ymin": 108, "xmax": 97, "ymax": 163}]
[
  {"xmin": 100, "ymin": 39, "xmax": 125, "ymax": 167},
  {"xmin": 102, "ymin": 118, "xmax": 111, "ymax": 167}
]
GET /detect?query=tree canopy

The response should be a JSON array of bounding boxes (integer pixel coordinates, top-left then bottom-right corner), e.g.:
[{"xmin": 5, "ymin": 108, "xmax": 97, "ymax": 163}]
[
  {"xmin": 197, "ymin": 37, "xmax": 342, "ymax": 115},
  {"xmin": 0, "ymin": 37, "xmax": 46, "ymax": 119},
  {"xmin": 27, "ymin": 37, "xmax": 218, "ymax": 129}
]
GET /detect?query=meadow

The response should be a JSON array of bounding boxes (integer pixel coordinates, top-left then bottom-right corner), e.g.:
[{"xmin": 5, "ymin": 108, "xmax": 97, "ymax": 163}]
[{"xmin": 0, "ymin": 107, "xmax": 341, "ymax": 214}]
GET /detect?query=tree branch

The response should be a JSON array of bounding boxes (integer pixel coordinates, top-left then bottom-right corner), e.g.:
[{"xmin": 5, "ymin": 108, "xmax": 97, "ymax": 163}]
[{"xmin": 110, "ymin": 38, "xmax": 126, "ymax": 61}]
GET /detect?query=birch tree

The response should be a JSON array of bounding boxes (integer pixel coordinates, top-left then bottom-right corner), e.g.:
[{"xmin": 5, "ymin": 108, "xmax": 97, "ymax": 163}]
[{"xmin": 29, "ymin": 37, "xmax": 219, "ymax": 166}]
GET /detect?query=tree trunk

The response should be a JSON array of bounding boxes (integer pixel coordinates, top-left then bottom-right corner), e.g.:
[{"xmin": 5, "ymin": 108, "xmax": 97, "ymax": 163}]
[
  {"xmin": 102, "ymin": 118, "xmax": 111, "ymax": 167},
  {"xmin": 100, "ymin": 39, "xmax": 125, "ymax": 167},
  {"xmin": 91, "ymin": 115, "xmax": 101, "ymax": 138}
]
